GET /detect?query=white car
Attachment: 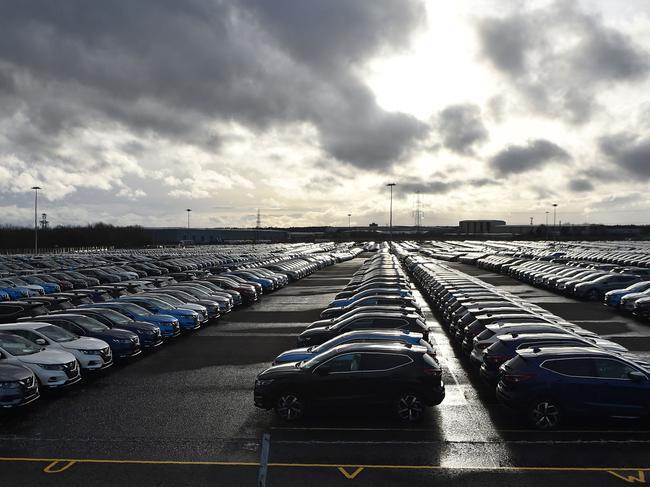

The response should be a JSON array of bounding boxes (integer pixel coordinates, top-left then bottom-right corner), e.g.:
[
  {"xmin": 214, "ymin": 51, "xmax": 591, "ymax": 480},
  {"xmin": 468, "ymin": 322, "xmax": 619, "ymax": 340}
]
[
  {"xmin": 0, "ymin": 332, "xmax": 81, "ymax": 388},
  {"xmin": 0, "ymin": 323, "xmax": 112, "ymax": 371}
]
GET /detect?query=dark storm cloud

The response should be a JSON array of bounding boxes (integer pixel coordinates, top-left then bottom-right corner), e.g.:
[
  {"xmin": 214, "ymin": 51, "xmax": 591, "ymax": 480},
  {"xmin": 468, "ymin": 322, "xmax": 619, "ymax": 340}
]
[
  {"xmin": 568, "ymin": 178, "xmax": 594, "ymax": 192},
  {"xmin": 0, "ymin": 0, "xmax": 428, "ymax": 171},
  {"xmin": 397, "ymin": 177, "xmax": 499, "ymax": 197},
  {"xmin": 490, "ymin": 139, "xmax": 571, "ymax": 175},
  {"xmin": 477, "ymin": 2, "xmax": 650, "ymax": 123},
  {"xmin": 599, "ymin": 133, "xmax": 650, "ymax": 179},
  {"xmin": 436, "ymin": 104, "xmax": 488, "ymax": 155}
]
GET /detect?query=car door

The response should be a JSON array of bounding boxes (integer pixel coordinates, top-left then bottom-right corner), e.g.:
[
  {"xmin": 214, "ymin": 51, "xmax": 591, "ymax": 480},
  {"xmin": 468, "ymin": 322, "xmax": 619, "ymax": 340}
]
[
  {"xmin": 592, "ymin": 358, "xmax": 650, "ymax": 416},
  {"xmin": 356, "ymin": 352, "xmax": 414, "ymax": 402},
  {"xmin": 310, "ymin": 352, "xmax": 363, "ymax": 404},
  {"xmin": 541, "ymin": 358, "xmax": 601, "ymax": 413}
]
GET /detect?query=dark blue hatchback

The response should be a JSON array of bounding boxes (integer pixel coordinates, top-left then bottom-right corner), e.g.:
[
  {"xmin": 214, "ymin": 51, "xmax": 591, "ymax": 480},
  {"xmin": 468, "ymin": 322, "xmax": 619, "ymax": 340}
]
[{"xmin": 496, "ymin": 347, "xmax": 650, "ymax": 429}]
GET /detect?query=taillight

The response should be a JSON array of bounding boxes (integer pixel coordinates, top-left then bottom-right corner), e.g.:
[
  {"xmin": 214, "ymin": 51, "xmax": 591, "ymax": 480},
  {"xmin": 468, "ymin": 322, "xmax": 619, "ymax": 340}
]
[
  {"xmin": 502, "ymin": 373, "xmax": 534, "ymax": 384},
  {"xmin": 484, "ymin": 354, "xmax": 510, "ymax": 365}
]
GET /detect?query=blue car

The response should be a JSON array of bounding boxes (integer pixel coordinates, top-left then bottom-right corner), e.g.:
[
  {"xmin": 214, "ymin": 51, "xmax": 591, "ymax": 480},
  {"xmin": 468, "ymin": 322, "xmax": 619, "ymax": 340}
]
[
  {"xmin": 497, "ymin": 346, "xmax": 650, "ymax": 429},
  {"xmin": 273, "ymin": 329, "xmax": 433, "ymax": 365},
  {"xmin": 119, "ymin": 296, "xmax": 202, "ymax": 331},
  {"xmin": 16, "ymin": 276, "xmax": 61, "ymax": 294},
  {"xmin": 604, "ymin": 281, "xmax": 650, "ymax": 307},
  {"xmin": 328, "ymin": 288, "xmax": 412, "ymax": 308},
  {"xmin": 78, "ymin": 302, "xmax": 181, "ymax": 338},
  {"xmin": 0, "ymin": 282, "xmax": 31, "ymax": 300},
  {"xmin": 224, "ymin": 272, "xmax": 274, "ymax": 292}
]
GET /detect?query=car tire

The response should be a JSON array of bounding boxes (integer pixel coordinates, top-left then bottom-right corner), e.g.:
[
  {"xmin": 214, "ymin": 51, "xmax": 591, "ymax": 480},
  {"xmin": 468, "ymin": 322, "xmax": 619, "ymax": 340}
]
[
  {"xmin": 396, "ymin": 392, "xmax": 424, "ymax": 422},
  {"xmin": 528, "ymin": 399, "xmax": 562, "ymax": 430},
  {"xmin": 274, "ymin": 393, "xmax": 305, "ymax": 421}
]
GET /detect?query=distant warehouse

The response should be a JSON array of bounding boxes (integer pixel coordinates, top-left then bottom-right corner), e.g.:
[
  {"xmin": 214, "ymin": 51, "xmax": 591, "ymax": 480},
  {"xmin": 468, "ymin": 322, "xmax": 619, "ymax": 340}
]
[{"xmin": 459, "ymin": 220, "xmax": 506, "ymax": 234}]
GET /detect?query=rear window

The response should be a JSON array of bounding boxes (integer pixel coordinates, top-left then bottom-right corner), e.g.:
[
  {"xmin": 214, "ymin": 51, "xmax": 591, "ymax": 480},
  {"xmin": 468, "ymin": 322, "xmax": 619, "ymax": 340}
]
[
  {"xmin": 487, "ymin": 340, "xmax": 510, "ymax": 355},
  {"xmin": 476, "ymin": 329, "xmax": 494, "ymax": 340},
  {"xmin": 30, "ymin": 305, "xmax": 49, "ymax": 316}
]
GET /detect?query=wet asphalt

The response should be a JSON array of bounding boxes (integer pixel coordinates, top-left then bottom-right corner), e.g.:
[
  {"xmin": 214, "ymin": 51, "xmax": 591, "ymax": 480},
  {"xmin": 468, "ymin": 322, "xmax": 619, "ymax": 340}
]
[{"xmin": 1, "ymin": 256, "xmax": 649, "ymax": 486}]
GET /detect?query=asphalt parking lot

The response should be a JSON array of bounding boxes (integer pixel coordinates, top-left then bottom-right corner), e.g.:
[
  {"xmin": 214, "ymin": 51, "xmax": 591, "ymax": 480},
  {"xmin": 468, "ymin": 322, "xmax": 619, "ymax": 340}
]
[{"xmin": 1, "ymin": 256, "xmax": 649, "ymax": 486}]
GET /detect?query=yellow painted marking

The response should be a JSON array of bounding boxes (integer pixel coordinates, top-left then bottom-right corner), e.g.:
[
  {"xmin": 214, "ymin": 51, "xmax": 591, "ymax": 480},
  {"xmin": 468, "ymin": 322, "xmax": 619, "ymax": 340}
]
[
  {"xmin": 338, "ymin": 466, "xmax": 364, "ymax": 479},
  {"xmin": 608, "ymin": 471, "xmax": 646, "ymax": 483},
  {"xmin": 43, "ymin": 461, "xmax": 77, "ymax": 474},
  {"xmin": 0, "ymin": 457, "xmax": 648, "ymax": 474}
]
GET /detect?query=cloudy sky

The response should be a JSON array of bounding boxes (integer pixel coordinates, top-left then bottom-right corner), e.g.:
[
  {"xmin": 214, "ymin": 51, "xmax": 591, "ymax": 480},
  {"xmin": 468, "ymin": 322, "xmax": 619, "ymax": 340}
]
[{"xmin": 1, "ymin": 0, "xmax": 650, "ymax": 228}]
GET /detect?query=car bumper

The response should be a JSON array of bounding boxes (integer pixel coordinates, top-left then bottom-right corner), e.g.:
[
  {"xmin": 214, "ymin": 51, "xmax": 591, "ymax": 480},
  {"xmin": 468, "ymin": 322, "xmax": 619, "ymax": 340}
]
[
  {"xmin": 479, "ymin": 364, "xmax": 499, "ymax": 385},
  {"xmin": 143, "ymin": 337, "xmax": 164, "ymax": 349},
  {"xmin": 469, "ymin": 348, "xmax": 484, "ymax": 366},
  {"xmin": 0, "ymin": 388, "xmax": 40, "ymax": 408}
]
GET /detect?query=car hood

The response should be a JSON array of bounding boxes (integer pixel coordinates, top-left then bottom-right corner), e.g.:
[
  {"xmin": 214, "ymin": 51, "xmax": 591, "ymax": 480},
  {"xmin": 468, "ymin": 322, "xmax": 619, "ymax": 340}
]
[
  {"xmin": 273, "ymin": 348, "xmax": 313, "ymax": 364},
  {"xmin": 94, "ymin": 328, "xmax": 137, "ymax": 340},
  {"xmin": 61, "ymin": 337, "xmax": 108, "ymax": 351},
  {"xmin": 307, "ymin": 319, "xmax": 333, "ymax": 329},
  {"xmin": 167, "ymin": 308, "xmax": 198, "ymax": 316},
  {"xmin": 258, "ymin": 362, "xmax": 304, "ymax": 379},
  {"xmin": 19, "ymin": 348, "xmax": 76, "ymax": 365},
  {"xmin": 143, "ymin": 314, "xmax": 177, "ymax": 323},
  {"xmin": 0, "ymin": 363, "xmax": 33, "ymax": 380},
  {"xmin": 298, "ymin": 326, "xmax": 328, "ymax": 340}
]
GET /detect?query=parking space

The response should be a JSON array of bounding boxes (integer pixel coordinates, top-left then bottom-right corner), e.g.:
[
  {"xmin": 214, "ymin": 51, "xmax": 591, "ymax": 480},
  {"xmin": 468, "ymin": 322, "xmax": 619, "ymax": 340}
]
[{"xmin": 1, "ymin": 255, "xmax": 649, "ymax": 486}]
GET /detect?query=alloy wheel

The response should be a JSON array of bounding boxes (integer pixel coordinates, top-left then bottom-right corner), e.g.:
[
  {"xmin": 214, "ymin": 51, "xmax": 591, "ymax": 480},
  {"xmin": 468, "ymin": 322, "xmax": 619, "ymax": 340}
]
[
  {"xmin": 275, "ymin": 393, "xmax": 304, "ymax": 421},
  {"xmin": 530, "ymin": 400, "xmax": 561, "ymax": 430},
  {"xmin": 397, "ymin": 393, "xmax": 424, "ymax": 422}
]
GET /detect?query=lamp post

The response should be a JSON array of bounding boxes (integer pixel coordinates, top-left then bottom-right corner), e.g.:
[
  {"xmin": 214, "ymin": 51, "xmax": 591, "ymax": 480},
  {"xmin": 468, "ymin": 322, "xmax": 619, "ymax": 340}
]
[
  {"xmin": 552, "ymin": 203, "xmax": 558, "ymax": 237},
  {"xmin": 186, "ymin": 208, "xmax": 191, "ymax": 230},
  {"xmin": 31, "ymin": 186, "xmax": 41, "ymax": 254},
  {"xmin": 386, "ymin": 183, "xmax": 396, "ymax": 244},
  {"xmin": 545, "ymin": 210, "xmax": 550, "ymax": 240},
  {"xmin": 347, "ymin": 213, "xmax": 351, "ymax": 230}
]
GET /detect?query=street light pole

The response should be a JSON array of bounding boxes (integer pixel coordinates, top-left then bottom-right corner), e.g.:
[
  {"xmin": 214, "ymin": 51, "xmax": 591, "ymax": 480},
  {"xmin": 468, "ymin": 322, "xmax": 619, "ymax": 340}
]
[
  {"xmin": 545, "ymin": 210, "xmax": 550, "ymax": 240},
  {"xmin": 186, "ymin": 208, "xmax": 191, "ymax": 230},
  {"xmin": 552, "ymin": 203, "xmax": 558, "ymax": 240},
  {"xmin": 31, "ymin": 186, "xmax": 41, "ymax": 254},
  {"xmin": 347, "ymin": 213, "xmax": 351, "ymax": 230},
  {"xmin": 386, "ymin": 183, "xmax": 396, "ymax": 244}
]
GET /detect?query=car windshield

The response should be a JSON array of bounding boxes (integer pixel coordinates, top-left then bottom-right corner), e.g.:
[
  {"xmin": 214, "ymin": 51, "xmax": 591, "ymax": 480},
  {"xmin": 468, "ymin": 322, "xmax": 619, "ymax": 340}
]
[
  {"xmin": 91, "ymin": 309, "xmax": 133, "ymax": 325},
  {"xmin": 37, "ymin": 325, "xmax": 77, "ymax": 343},
  {"xmin": 144, "ymin": 298, "xmax": 174, "ymax": 310},
  {"xmin": 68, "ymin": 315, "xmax": 110, "ymax": 332},
  {"xmin": 0, "ymin": 334, "xmax": 41, "ymax": 355},
  {"xmin": 113, "ymin": 302, "xmax": 153, "ymax": 316},
  {"xmin": 154, "ymin": 295, "xmax": 184, "ymax": 306}
]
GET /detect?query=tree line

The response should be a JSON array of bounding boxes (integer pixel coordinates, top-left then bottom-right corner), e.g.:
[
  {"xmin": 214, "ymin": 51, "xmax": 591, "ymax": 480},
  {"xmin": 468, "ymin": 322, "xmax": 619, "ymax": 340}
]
[{"xmin": 0, "ymin": 223, "xmax": 154, "ymax": 251}]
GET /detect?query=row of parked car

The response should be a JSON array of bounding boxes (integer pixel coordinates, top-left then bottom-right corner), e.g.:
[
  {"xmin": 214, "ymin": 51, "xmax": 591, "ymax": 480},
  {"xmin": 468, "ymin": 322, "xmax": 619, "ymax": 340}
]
[
  {"xmin": 0, "ymin": 244, "xmax": 358, "ymax": 410},
  {"xmin": 396, "ymin": 244, "xmax": 650, "ymax": 430},
  {"xmin": 254, "ymin": 250, "xmax": 445, "ymax": 422}
]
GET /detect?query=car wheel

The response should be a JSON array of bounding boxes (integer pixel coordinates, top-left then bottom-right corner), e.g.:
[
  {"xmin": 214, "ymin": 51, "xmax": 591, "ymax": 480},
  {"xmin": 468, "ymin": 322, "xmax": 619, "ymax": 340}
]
[
  {"xmin": 396, "ymin": 392, "xmax": 424, "ymax": 422},
  {"xmin": 528, "ymin": 399, "xmax": 562, "ymax": 430},
  {"xmin": 274, "ymin": 393, "xmax": 305, "ymax": 421}
]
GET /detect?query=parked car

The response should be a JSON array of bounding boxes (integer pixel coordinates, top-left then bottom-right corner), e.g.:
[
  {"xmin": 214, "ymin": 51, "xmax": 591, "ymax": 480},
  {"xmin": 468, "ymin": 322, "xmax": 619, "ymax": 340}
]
[
  {"xmin": 0, "ymin": 301, "xmax": 49, "ymax": 323},
  {"xmin": 58, "ymin": 308, "xmax": 164, "ymax": 350},
  {"xmin": 254, "ymin": 343, "xmax": 444, "ymax": 422},
  {"xmin": 119, "ymin": 295, "xmax": 204, "ymax": 331},
  {"xmin": 0, "ymin": 332, "xmax": 81, "ymax": 389},
  {"xmin": 0, "ymin": 323, "xmax": 113, "ymax": 371},
  {"xmin": 78, "ymin": 302, "xmax": 181, "ymax": 338},
  {"xmin": 320, "ymin": 295, "xmax": 420, "ymax": 320},
  {"xmin": 496, "ymin": 347, "xmax": 650, "ymax": 429},
  {"xmin": 604, "ymin": 281, "xmax": 650, "ymax": 307},
  {"xmin": 0, "ymin": 363, "xmax": 40, "ymax": 408},
  {"xmin": 573, "ymin": 274, "xmax": 641, "ymax": 300},
  {"xmin": 274, "ymin": 329, "xmax": 434, "ymax": 365},
  {"xmin": 298, "ymin": 312, "xmax": 429, "ymax": 346},
  {"xmin": 22, "ymin": 314, "xmax": 141, "ymax": 360}
]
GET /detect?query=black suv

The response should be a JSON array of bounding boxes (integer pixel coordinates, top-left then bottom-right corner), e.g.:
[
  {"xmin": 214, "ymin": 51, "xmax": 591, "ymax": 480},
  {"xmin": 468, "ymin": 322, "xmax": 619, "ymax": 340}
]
[
  {"xmin": 297, "ymin": 312, "xmax": 429, "ymax": 346},
  {"xmin": 254, "ymin": 342, "xmax": 444, "ymax": 422}
]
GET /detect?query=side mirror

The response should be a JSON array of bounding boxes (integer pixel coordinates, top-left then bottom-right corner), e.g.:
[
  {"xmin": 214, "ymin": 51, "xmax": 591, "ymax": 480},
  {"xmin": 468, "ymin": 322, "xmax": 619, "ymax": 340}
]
[
  {"xmin": 628, "ymin": 371, "xmax": 647, "ymax": 382},
  {"xmin": 316, "ymin": 365, "xmax": 331, "ymax": 376},
  {"xmin": 35, "ymin": 338, "xmax": 47, "ymax": 346}
]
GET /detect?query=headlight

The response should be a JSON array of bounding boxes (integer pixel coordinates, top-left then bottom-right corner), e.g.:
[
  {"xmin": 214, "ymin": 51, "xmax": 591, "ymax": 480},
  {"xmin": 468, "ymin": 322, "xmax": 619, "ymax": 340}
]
[
  {"xmin": 255, "ymin": 378, "xmax": 274, "ymax": 387},
  {"xmin": 37, "ymin": 363, "xmax": 64, "ymax": 371},
  {"xmin": 0, "ymin": 382, "xmax": 19, "ymax": 389},
  {"xmin": 81, "ymin": 349, "xmax": 102, "ymax": 355}
]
